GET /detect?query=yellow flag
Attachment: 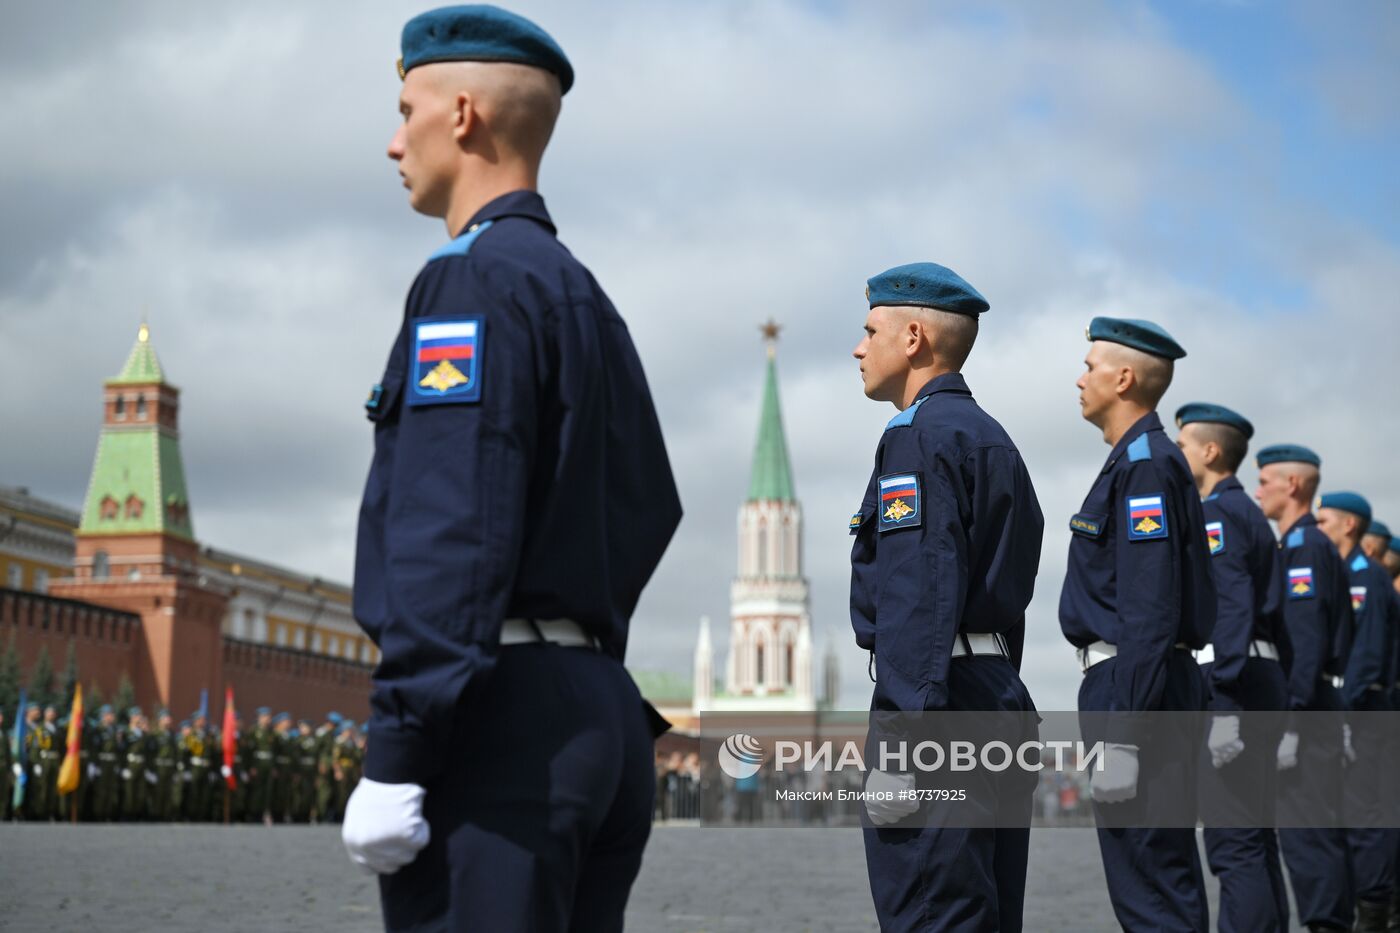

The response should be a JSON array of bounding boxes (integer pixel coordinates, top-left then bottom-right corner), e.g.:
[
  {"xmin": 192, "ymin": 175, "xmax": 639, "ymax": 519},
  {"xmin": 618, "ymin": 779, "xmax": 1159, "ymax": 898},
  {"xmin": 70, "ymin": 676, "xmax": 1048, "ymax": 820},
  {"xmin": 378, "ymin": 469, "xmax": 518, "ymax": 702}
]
[{"xmin": 57, "ymin": 684, "xmax": 84, "ymax": 796}]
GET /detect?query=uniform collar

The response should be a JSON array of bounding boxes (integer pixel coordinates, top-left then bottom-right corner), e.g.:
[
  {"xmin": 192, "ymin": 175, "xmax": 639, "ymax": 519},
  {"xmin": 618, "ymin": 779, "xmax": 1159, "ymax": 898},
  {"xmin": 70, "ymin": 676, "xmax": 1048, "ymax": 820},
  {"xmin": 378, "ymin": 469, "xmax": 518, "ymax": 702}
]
[
  {"xmin": 1102, "ymin": 410, "xmax": 1162, "ymax": 473},
  {"xmin": 455, "ymin": 189, "xmax": 556, "ymax": 236},
  {"xmin": 912, "ymin": 371, "xmax": 972, "ymax": 403},
  {"xmin": 1207, "ymin": 475, "xmax": 1243, "ymax": 498},
  {"xmin": 1280, "ymin": 512, "xmax": 1318, "ymax": 538}
]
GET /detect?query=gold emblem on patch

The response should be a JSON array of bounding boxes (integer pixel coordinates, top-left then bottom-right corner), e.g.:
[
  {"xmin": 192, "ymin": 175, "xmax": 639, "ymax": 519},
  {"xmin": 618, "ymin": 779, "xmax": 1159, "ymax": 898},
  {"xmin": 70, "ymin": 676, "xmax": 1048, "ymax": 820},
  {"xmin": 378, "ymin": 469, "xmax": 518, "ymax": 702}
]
[
  {"xmin": 1291, "ymin": 581, "xmax": 1311, "ymax": 595},
  {"xmin": 884, "ymin": 498, "xmax": 913, "ymax": 522},
  {"xmin": 419, "ymin": 360, "xmax": 468, "ymax": 393},
  {"xmin": 1134, "ymin": 516, "xmax": 1161, "ymax": 534}
]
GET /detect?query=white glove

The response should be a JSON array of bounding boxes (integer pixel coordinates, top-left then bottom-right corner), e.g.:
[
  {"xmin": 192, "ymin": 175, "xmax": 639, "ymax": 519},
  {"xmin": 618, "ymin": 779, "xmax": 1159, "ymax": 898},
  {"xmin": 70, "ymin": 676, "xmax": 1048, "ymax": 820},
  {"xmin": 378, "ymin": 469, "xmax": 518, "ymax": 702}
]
[
  {"xmin": 1207, "ymin": 715, "xmax": 1245, "ymax": 768},
  {"xmin": 34, "ymin": 765, "xmax": 43, "ymax": 777},
  {"xmin": 1090, "ymin": 743, "xmax": 1139, "ymax": 804},
  {"xmin": 1276, "ymin": 731, "xmax": 1299, "ymax": 770},
  {"xmin": 120, "ymin": 768, "xmax": 130, "ymax": 780},
  {"xmin": 221, "ymin": 765, "xmax": 232, "ymax": 779},
  {"xmin": 145, "ymin": 770, "xmax": 158, "ymax": 785},
  {"xmin": 10, "ymin": 763, "xmax": 20, "ymax": 778},
  {"xmin": 342, "ymin": 778, "xmax": 430, "ymax": 875},
  {"xmin": 863, "ymin": 769, "xmax": 919, "ymax": 826},
  {"xmin": 87, "ymin": 763, "xmax": 100, "ymax": 779},
  {"xmin": 182, "ymin": 771, "xmax": 193, "ymax": 783},
  {"xmin": 1343, "ymin": 723, "xmax": 1357, "ymax": 764}
]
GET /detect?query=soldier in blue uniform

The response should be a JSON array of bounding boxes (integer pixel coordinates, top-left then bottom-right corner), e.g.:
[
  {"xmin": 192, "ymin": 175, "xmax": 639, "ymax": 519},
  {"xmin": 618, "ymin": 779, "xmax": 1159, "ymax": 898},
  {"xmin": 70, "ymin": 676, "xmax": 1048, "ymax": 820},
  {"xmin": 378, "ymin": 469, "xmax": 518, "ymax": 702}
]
[
  {"xmin": 1059, "ymin": 318, "xmax": 1216, "ymax": 932},
  {"xmin": 848, "ymin": 262, "xmax": 1043, "ymax": 931},
  {"xmin": 340, "ymin": 7, "xmax": 682, "ymax": 932},
  {"xmin": 1253, "ymin": 445, "xmax": 1354, "ymax": 933},
  {"xmin": 1316, "ymin": 492, "xmax": 1398, "ymax": 932},
  {"xmin": 1174, "ymin": 403, "xmax": 1291, "ymax": 932}
]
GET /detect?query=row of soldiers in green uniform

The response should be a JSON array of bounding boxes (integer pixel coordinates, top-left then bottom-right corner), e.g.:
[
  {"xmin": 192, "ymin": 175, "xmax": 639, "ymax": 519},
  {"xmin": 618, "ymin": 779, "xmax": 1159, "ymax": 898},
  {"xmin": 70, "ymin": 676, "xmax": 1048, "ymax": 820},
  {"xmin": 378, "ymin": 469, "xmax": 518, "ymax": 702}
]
[{"xmin": 0, "ymin": 703, "xmax": 365, "ymax": 825}]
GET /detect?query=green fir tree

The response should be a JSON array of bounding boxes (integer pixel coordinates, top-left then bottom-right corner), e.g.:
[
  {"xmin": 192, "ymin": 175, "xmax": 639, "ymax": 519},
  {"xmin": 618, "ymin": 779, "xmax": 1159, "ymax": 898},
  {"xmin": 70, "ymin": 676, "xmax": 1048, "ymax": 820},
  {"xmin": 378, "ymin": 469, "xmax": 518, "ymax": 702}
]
[
  {"xmin": 113, "ymin": 673, "xmax": 136, "ymax": 720},
  {"xmin": 0, "ymin": 633, "xmax": 21, "ymax": 720},
  {"xmin": 27, "ymin": 643, "xmax": 55, "ymax": 710},
  {"xmin": 59, "ymin": 641, "xmax": 79, "ymax": 712}
]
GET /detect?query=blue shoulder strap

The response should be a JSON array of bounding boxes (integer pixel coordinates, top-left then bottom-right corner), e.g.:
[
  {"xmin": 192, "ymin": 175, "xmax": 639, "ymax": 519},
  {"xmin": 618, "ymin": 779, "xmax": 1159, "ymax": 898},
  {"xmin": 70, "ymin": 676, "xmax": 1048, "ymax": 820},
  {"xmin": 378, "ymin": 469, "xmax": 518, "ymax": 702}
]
[
  {"xmin": 1351, "ymin": 553, "xmax": 1369, "ymax": 572},
  {"xmin": 885, "ymin": 395, "xmax": 928, "ymax": 430},
  {"xmin": 1126, "ymin": 434, "xmax": 1152, "ymax": 462},
  {"xmin": 426, "ymin": 219, "xmax": 495, "ymax": 262},
  {"xmin": 1285, "ymin": 528, "xmax": 1304, "ymax": 548}
]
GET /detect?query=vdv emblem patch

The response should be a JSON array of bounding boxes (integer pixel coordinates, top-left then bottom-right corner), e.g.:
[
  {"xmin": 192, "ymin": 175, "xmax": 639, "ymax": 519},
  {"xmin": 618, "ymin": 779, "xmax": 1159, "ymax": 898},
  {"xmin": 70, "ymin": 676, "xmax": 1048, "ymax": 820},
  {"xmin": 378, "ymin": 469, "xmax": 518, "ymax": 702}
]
[
  {"xmin": 878, "ymin": 473, "xmax": 921, "ymax": 532},
  {"xmin": 1205, "ymin": 521, "xmax": 1224, "ymax": 556},
  {"xmin": 1287, "ymin": 567, "xmax": 1315, "ymax": 600},
  {"xmin": 408, "ymin": 316, "xmax": 483, "ymax": 407},
  {"xmin": 1126, "ymin": 494, "xmax": 1169, "ymax": 541},
  {"xmin": 1351, "ymin": 586, "xmax": 1367, "ymax": 613},
  {"xmin": 849, "ymin": 512, "xmax": 863, "ymax": 535}
]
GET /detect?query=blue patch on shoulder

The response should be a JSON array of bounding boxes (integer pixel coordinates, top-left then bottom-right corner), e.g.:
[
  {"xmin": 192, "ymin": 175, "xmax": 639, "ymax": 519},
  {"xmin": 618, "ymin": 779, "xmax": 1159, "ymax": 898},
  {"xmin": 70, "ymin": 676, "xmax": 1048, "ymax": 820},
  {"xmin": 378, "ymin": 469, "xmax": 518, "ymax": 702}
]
[
  {"xmin": 885, "ymin": 396, "xmax": 928, "ymax": 431},
  {"xmin": 1126, "ymin": 493, "xmax": 1169, "ymax": 540},
  {"xmin": 426, "ymin": 219, "xmax": 495, "ymax": 263},
  {"xmin": 877, "ymin": 472, "xmax": 921, "ymax": 532},
  {"xmin": 406, "ymin": 316, "xmax": 484, "ymax": 407},
  {"xmin": 1351, "ymin": 553, "xmax": 1369, "ymax": 572},
  {"xmin": 1126, "ymin": 434, "xmax": 1152, "ymax": 462},
  {"xmin": 1286, "ymin": 528, "xmax": 1304, "ymax": 548}
]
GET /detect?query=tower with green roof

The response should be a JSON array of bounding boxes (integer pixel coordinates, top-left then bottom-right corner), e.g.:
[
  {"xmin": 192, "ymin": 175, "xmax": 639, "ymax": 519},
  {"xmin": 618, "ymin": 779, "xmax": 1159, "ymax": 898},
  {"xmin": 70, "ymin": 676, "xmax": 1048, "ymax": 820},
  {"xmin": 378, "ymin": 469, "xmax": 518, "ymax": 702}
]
[
  {"xmin": 52, "ymin": 323, "xmax": 227, "ymax": 719},
  {"xmin": 695, "ymin": 321, "xmax": 816, "ymax": 712}
]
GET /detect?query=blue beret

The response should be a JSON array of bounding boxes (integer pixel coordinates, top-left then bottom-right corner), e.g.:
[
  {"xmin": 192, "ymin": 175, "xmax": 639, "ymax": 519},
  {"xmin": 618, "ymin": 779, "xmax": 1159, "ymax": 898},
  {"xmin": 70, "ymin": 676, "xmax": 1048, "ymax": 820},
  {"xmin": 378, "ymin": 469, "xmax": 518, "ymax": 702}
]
[
  {"xmin": 1174, "ymin": 402, "xmax": 1254, "ymax": 440},
  {"xmin": 1087, "ymin": 317, "xmax": 1185, "ymax": 360},
  {"xmin": 98, "ymin": 704, "xmax": 113, "ymax": 715},
  {"xmin": 1390, "ymin": 536, "xmax": 1400, "ymax": 555},
  {"xmin": 156, "ymin": 708, "xmax": 170, "ymax": 718},
  {"xmin": 327, "ymin": 711, "xmax": 343, "ymax": 724},
  {"xmin": 1255, "ymin": 444, "xmax": 1320, "ymax": 468},
  {"xmin": 179, "ymin": 720, "xmax": 190, "ymax": 729},
  {"xmin": 272, "ymin": 712, "xmax": 290, "ymax": 724},
  {"xmin": 399, "ymin": 5, "xmax": 573, "ymax": 94},
  {"xmin": 255, "ymin": 706, "xmax": 271, "ymax": 717},
  {"xmin": 339, "ymin": 720, "xmax": 357, "ymax": 733},
  {"xmin": 26, "ymin": 702, "xmax": 38, "ymax": 711},
  {"xmin": 128, "ymin": 706, "xmax": 143, "ymax": 717},
  {"xmin": 866, "ymin": 262, "xmax": 989, "ymax": 316},
  {"xmin": 1317, "ymin": 491, "xmax": 1372, "ymax": 528},
  {"xmin": 1364, "ymin": 519, "xmax": 1391, "ymax": 539}
]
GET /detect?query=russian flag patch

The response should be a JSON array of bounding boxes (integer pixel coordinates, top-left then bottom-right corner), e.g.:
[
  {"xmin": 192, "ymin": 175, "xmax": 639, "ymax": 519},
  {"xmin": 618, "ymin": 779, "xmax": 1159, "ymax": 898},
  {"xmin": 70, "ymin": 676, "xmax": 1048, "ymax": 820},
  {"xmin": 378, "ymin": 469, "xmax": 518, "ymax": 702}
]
[
  {"xmin": 408, "ymin": 316, "xmax": 483, "ymax": 407},
  {"xmin": 1287, "ymin": 567, "xmax": 1315, "ymax": 600},
  {"xmin": 1126, "ymin": 494, "xmax": 1168, "ymax": 541},
  {"xmin": 1205, "ymin": 521, "xmax": 1224, "ymax": 555},
  {"xmin": 1351, "ymin": 586, "xmax": 1367, "ymax": 613},
  {"xmin": 878, "ymin": 472, "xmax": 921, "ymax": 532}
]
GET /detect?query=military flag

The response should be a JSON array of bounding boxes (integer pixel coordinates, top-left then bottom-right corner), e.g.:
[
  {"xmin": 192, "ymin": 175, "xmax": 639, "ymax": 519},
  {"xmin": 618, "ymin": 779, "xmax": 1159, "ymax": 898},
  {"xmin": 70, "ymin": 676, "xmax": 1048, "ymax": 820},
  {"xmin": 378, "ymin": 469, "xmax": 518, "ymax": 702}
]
[
  {"xmin": 222, "ymin": 685, "xmax": 237, "ymax": 789},
  {"xmin": 56, "ymin": 683, "xmax": 84, "ymax": 796},
  {"xmin": 10, "ymin": 689, "xmax": 27, "ymax": 812}
]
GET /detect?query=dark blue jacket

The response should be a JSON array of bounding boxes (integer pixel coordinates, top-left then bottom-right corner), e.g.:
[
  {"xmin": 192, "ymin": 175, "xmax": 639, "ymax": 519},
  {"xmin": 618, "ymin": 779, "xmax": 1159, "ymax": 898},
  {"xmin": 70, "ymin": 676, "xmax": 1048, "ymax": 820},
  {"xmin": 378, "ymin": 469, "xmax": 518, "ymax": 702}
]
[
  {"xmin": 1276, "ymin": 513, "xmax": 1352, "ymax": 711},
  {"xmin": 849, "ymin": 372, "xmax": 1043, "ymax": 712},
  {"xmin": 1340, "ymin": 547, "xmax": 1396, "ymax": 710},
  {"xmin": 1058, "ymin": 411, "xmax": 1216, "ymax": 715},
  {"xmin": 1200, "ymin": 475, "xmax": 1291, "ymax": 710},
  {"xmin": 353, "ymin": 191, "xmax": 682, "ymax": 784}
]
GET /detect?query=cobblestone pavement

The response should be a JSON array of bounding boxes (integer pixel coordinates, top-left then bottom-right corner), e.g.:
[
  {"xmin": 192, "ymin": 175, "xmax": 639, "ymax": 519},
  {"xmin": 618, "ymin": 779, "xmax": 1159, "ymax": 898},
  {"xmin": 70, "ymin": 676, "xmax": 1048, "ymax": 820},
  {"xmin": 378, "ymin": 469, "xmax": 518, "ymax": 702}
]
[{"xmin": 0, "ymin": 825, "xmax": 1245, "ymax": 932}]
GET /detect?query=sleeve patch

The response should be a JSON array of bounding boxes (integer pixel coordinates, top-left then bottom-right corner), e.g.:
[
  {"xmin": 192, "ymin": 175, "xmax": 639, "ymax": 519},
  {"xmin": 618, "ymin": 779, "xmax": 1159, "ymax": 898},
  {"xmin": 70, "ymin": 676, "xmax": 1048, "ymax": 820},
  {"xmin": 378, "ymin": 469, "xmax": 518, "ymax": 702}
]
[
  {"xmin": 407, "ymin": 315, "xmax": 484, "ymax": 407},
  {"xmin": 1205, "ymin": 521, "xmax": 1225, "ymax": 555},
  {"xmin": 1351, "ymin": 586, "xmax": 1367, "ymax": 613},
  {"xmin": 849, "ymin": 512, "xmax": 864, "ymax": 535},
  {"xmin": 877, "ymin": 472, "xmax": 921, "ymax": 533},
  {"xmin": 1126, "ymin": 494, "xmax": 1169, "ymax": 540},
  {"xmin": 1287, "ymin": 567, "xmax": 1315, "ymax": 600},
  {"xmin": 1069, "ymin": 513, "xmax": 1103, "ymax": 538}
]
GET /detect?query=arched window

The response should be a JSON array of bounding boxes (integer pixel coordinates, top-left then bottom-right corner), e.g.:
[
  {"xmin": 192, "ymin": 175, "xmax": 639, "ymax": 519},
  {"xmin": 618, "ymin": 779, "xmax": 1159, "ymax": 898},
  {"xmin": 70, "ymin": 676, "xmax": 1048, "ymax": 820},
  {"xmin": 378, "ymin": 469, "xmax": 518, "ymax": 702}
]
[
  {"xmin": 93, "ymin": 550, "xmax": 110, "ymax": 579},
  {"xmin": 114, "ymin": 395, "xmax": 126, "ymax": 419},
  {"xmin": 785, "ymin": 642, "xmax": 794, "ymax": 686},
  {"xmin": 755, "ymin": 642, "xmax": 765, "ymax": 686},
  {"xmin": 756, "ymin": 520, "xmax": 768, "ymax": 576},
  {"xmin": 135, "ymin": 394, "xmax": 147, "ymax": 420}
]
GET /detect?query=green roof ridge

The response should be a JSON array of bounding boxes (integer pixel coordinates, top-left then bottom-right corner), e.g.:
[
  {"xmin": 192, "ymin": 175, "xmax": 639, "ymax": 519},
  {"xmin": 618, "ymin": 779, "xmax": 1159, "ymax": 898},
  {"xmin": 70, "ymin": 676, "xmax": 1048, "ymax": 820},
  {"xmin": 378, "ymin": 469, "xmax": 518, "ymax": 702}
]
[
  {"xmin": 746, "ymin": 344, "xmax": 795, "ymax": 502},
  {"xmin": 107, "ymin": 323, "xmax": 166, "ymax": 385}
]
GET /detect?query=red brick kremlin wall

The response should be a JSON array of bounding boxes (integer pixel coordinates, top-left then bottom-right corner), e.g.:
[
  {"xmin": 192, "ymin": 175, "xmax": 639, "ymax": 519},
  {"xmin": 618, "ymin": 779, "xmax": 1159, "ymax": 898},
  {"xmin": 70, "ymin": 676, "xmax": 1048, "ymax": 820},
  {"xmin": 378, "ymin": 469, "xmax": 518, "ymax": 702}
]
[{"xmin": 2, "ymin": 588, "xmax": 369, "ymax": 721}]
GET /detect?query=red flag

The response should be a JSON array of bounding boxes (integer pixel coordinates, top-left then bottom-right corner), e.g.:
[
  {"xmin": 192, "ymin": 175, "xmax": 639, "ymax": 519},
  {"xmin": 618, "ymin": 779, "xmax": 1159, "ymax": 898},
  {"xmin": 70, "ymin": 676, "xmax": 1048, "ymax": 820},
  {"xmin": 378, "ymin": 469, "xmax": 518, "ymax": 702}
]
[{"xmin": 222, "ymin": 685, "xmax": 237, "ymax": 789}]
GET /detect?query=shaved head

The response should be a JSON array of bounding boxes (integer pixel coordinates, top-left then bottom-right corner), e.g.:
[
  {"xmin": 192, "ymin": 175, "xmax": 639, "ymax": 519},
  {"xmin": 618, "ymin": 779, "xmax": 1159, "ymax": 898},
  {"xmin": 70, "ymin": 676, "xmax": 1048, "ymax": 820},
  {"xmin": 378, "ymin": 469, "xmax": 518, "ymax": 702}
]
[
  {"xmin": 425, "ymin": 60, "xmax": 562, "ymax": 165},
  {"xmin": 889, "ymin": 306, "xmax": 979, "ymax": 371},
  {"xmin": 1099, "ymin": 342, "xmax": 1174, "ymax": 407}
]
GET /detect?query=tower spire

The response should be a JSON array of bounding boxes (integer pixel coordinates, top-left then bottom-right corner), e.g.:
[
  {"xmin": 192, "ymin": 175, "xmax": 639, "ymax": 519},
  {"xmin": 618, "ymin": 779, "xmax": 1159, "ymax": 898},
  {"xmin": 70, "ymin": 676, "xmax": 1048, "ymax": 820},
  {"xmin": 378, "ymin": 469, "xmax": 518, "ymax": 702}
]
[{"xmin": 747, "ymin": 322, "xmax": 795, "ymax": 502}]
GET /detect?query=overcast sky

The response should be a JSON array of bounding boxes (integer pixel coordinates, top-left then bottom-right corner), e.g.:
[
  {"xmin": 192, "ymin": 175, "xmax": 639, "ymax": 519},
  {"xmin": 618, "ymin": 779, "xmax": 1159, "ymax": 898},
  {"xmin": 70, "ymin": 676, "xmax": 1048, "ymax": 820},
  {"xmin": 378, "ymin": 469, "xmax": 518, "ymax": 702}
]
[{"xmin": 2, "ymin": 1, "xmax": 1397, "ymax": 710}]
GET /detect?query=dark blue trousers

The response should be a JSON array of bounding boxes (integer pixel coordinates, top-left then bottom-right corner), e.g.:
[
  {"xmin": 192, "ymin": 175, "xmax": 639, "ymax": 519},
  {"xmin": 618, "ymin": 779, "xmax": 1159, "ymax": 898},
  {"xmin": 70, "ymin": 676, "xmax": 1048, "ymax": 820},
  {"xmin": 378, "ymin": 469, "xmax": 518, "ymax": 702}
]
[
  {"xmin": 1199, "ymin": 658, "xmax": 1290, "ymax": 933},
  {"xmin": 863, "ymin": 657, "xmax": 1036, "ymax": 932},
  {"xmin": 1345, "ymin": 695, "xmax": 1398, "ymax": 905},
  {"xmin": 1080, "ymin": 651, "xmax": 1209, "ymax": 933},
  {"xmin": 1278, "ymin": 684, "xmax": 1352, "ymax": 930},
  {"xmin": 379, "ymin": 644, "xmax": 656, "ymax": 933}
]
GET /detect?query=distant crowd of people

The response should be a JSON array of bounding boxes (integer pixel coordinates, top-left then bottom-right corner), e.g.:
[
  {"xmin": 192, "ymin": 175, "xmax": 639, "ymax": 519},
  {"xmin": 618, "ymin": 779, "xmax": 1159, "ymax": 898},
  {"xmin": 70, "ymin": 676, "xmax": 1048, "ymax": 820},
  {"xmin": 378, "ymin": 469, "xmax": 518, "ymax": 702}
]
[{"xmin": 1, "ymin": 702, "xmax": 365, "ymax": 825}]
